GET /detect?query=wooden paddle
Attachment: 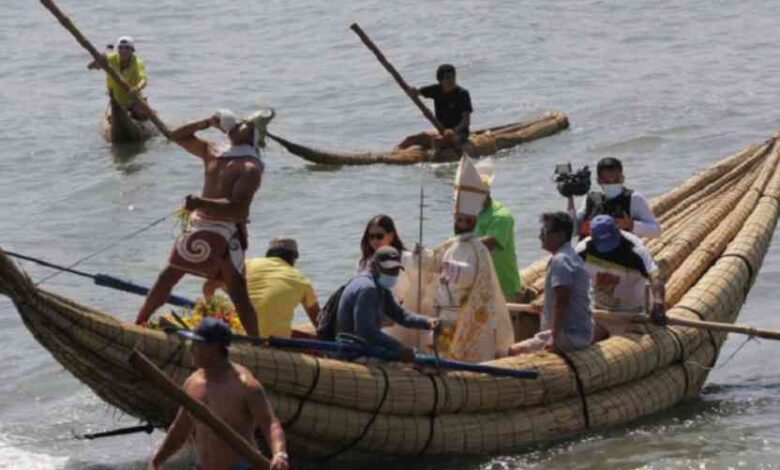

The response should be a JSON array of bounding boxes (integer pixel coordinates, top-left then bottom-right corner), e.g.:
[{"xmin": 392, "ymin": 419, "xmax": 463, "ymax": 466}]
[
  {"xmin": 350, "ymin": 23, "xmax": 461, "ymax": 154},
  {"xmin": 40, "ymin": 0, "xmax": 172, "ymax": 140},
  {"xmin": 507, "ymin": 302, "xmax": 780, "ymax": 341},
  {"xmin": 127, "ymin": 349, "xmax": 270, "ymax": 469}
]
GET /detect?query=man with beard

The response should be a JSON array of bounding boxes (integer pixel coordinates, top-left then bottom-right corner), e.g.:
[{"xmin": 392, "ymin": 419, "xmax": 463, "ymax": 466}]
[{"xmin": 401, "ymin": 156, "xmax": 514, "ymax": 362}]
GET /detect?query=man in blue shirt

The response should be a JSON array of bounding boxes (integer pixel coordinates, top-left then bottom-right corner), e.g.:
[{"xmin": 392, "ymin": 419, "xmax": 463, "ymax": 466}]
[{"xmin": 336, "ymin": 246, "xmax": 439, "ymax": 360}]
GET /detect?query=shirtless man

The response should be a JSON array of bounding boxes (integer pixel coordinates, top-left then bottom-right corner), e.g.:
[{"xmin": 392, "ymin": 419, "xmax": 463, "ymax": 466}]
[
  {"xmin": 135, "ymin": 109, "xmax": 274, "ymax": 335},
  {"xmin": 149, "ymin": 317, "xmax": 289, "ymax": 470}
]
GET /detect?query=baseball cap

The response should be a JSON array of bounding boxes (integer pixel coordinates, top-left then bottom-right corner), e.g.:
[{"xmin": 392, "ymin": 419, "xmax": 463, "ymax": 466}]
[
  {"xmin": 374, "ymin": 246, "xmax": 404, "ymax": 270},
  {"xmin": 116, "ymin": 36, "xmax": 135, "ymax": 50},
  {"xmin": 268, "ymin": 236, "xmax": 298, "ymax": 253},
  {"xmin": 178, "ymin": 317, "xmax": 232, "ymax": 345},
  {"xmin": 590, "ymin": 215, "xmax": 622, "ymax": 253}
]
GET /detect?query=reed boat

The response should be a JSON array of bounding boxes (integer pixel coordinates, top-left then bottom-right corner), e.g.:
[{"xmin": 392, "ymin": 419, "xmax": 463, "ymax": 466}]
[
  {"xmin": 268, "ymin": 111, "xmax": 569, "ymax": 165},
  {"xmin": 100, "ymin": 100, "xmax": 158, "ymax": 144},
  {"xmin": 1, "ymin": 134, "xmax": 779, "ymax": 462}
]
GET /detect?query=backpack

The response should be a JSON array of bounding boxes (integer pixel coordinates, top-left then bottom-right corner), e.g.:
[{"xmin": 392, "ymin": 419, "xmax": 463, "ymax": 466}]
[{"xmin": 315, "ymin": 284, "xmax": 347, "ymax": 341}]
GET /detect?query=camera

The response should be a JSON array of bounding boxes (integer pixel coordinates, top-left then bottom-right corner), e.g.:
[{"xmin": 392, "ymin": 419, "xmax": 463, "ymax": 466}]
[{"xmin": 553, "ymin": 163, "xmax": 591, "ymax": 198}]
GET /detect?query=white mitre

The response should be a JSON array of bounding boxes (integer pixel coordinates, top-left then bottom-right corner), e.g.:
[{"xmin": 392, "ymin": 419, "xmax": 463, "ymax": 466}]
[
  {"xmin": 453, "ymin": 155, "xmax": 488, "ymax": 216},
  {"xmin": 475, "ymin": 156, "xmax": 496, "ymax": 188}
]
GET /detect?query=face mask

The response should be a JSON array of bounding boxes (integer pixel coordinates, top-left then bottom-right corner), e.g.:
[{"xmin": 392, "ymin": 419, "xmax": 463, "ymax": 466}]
[
  {"xmin": 601, "ymin": 183, "xmax": 624, "ymax": 200},
  {"xmin": 377, "ymin": 274, "xmax": 399, "ymax": 290}
]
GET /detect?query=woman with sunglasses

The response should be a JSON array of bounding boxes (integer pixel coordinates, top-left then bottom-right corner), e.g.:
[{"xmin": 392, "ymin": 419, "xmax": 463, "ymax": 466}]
[{"xmin": 357, "ymin": 214, "xmax": 408, "ymax": 272}]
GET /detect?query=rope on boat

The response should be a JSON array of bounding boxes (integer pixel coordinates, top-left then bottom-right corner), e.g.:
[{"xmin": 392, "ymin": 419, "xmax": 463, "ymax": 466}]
[
  {"xmin": 418, "ymin": 372, "xmax": 440, "ymax": 455},
  {"xmin": 685, "ymin": 335, "xmax": 758, "ymax": 372},
  {"xmin": 556, "ymin": 350, "xmax": 591, "ymax": 430},
  {"xmin": 317, "ymin": 365, "xmax": 390, "ymax": 462},
  {"xmin": 35, "ymin": 210, "xmax": 177, "ymax": 285},
  {"xmin": 675, "ymin": 304, "xmax": 721, "ymax": 368},
  {"xmin": 665, "ymin": 325, "xmax": 691, "ymax": 395},
  {"xmin": 282, "ymin": 356, "xmax": 321, "ymax": 428}
]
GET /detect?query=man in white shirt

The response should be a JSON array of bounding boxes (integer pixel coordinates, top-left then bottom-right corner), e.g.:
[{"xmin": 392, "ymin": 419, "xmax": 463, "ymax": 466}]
[{"xmin": 570, "ymin": 157, "xmax": 661, "ymax": 239}]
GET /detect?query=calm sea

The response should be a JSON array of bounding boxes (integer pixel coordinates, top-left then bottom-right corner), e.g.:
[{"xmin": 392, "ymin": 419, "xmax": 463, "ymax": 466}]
[{"xmin": 1, "ymin": 0, "xmax": 780, "ymax": 468}]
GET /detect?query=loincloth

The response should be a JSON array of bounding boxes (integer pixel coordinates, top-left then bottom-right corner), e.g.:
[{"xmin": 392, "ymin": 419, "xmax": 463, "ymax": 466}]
[{"xmin": 168, "ymin": 214, "xmax": 246, "ymax": 280}]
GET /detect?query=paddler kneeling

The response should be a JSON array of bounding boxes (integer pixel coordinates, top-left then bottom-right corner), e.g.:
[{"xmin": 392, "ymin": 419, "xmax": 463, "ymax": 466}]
[
  {"xmin": 335, "ymin": 246, "xmax": 440, "ymax": 361},
  {"xmin": 88, "ymin": 36, "xmax": 149, "ymax": 120},
  {"xmin": 135, "ymin": 108, "xmax": 275, "ymax": 336},
  {"xmin": 396, "ymin": 64, "xmax": 473, "ymax": 154}
]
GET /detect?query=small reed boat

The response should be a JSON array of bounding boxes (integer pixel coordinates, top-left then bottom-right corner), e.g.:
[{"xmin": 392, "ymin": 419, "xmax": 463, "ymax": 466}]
[
  {"xmin": 268, "ymin": 111, "xmax": 569, "ymax": 165},
  {"xmin": 100, "ymin": 100, "xmax": 158, "ymax": 144},
  {"xmin": 1, "ymin": 133, "xmax": 779, "ymax": 462}
]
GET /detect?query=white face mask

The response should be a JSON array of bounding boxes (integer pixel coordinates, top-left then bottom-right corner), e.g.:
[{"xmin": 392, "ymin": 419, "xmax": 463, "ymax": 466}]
[
  {"xmin": 601, "ymin": 183, "xmax": 624, "ymax": 200},
  {"xmin": 377, "ymin": 274, "xmax": 399, "ymax": 290}
]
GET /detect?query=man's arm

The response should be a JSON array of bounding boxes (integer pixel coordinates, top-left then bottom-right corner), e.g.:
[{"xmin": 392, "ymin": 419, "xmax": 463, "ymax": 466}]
[
  {"xmin": 383, "ymin": 292, "xmax": 434, "ymax": 330},
  {"xmin": 87, "ymin": 53, "xmax": 108, "ymax": 70},
  {"xmin": 353, "ymin": 287, "xmax": 410, "ymax": 351},
  {"xmin": 188, "ymin": 162, "xmax": 262, "ymax": 219},
  {"xmin": 304, "ymin": 302, "xmax": 320, "ymax": 326},
  {"xmin": 550, "ymin": 285, "xmax": 571, "ymax": 347},
  {"xmin": 630, "ymin": 193, "xmax": 662, "ymax": 238},
  {"xmin": 453, "ymin": 112, "xmax": 471, "ymax": 135},
  {"xmin": 649, "ymin": 275, "xmax": 667, "ymax": 325},
  {"xmin": 245, "ymin": 377, "xmax": 288, "ymax": 470},
  {"xmin": 480, "ymin": 214, "xmax": 513, "ymax": 252},
  {"xmin": 149, "ymin": 405, "xmax": 194, "ymax": 469},
  {"xmin": 171, "ymin": 116, "xmax": 219, "ymax": 160}
]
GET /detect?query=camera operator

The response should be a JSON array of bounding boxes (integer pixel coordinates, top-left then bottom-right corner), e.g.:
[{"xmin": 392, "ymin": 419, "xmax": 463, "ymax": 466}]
[{"xmin": 568, "ymin": 157, "xmax": 661, "ymax": 239}]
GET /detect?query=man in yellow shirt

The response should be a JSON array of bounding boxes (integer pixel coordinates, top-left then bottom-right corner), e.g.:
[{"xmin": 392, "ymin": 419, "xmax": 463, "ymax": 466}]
[
  {"xmin": 245, "ymin": 237, "xmax": 320, "ymax": 338},
  {"xmin": 88, "ymin": 36, "xmax": 148, "ymax": 119}
]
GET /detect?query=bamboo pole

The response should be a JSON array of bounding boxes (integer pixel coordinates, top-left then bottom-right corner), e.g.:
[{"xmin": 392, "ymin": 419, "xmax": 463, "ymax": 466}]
[
  {"xmin": 127, "ymin": 350, "xmax": 270, "ymax": 469},
  {"xmin": 350, "ymin": 23, "xmax": 457, "ymax": 150},
  {"xmin": 39, "ymin": 0, "xmax": 172, "ymax": 139},
  {"xmin": 506, "ymin": 303, "xmax": 780, "ymax": 341}
]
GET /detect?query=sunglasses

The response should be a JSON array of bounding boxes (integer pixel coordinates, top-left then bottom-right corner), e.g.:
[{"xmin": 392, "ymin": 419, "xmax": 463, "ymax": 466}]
[
  {"xmin": 368, "ymin": 232, "xmax": 387, "ymax": 241},
  {"xmin": 118, "ymin": 45, "xmax": 132, "ymax": 51}
]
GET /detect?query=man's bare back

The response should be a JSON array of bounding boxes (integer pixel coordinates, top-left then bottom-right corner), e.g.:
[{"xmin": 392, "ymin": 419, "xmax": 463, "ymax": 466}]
[{"xmin": 197, "ymin": 152, "xmax": 263, "ymax": 223}]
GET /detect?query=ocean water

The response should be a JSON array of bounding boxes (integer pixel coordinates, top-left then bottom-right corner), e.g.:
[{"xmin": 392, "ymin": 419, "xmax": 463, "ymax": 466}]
[{"xmin": 1, "ymin": 0, "xmax": 780, "ymax": 468}]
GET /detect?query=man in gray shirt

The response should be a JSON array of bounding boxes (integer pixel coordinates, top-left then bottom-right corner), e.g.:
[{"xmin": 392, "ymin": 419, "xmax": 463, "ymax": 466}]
[
  {"xmin": 509, "ymin": 212, "xmax": 594, "ymax": 355},
  {"xmin": 336, "ymin": 246, "xmax": 439, "ymax": 360}
]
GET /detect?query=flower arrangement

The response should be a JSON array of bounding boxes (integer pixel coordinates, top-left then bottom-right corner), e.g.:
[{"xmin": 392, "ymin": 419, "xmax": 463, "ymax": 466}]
[{"xmin": 151, "ymin": 293, "xmax": 246, "ymax": 334}]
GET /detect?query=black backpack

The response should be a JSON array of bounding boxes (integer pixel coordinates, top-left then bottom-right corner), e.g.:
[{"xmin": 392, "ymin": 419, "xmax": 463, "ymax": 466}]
[
  {"xmin": 315, "ymin": 276, "xmax": 390, "ymax": 341},
  {"xmin": 315, "ymin": 284, "xmax": 347, "ymax": 341}
]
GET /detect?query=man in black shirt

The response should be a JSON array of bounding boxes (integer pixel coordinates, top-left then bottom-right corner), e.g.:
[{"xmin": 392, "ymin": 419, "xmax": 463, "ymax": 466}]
[{"xmin": 397, "ymin": 64, "xmax": 473, "ymax": 151}]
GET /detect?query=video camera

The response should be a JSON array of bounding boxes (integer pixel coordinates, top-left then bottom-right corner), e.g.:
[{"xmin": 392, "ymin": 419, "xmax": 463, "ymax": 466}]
[{"xmin": 553, "ymin": 163, "xmax": 591, "ymax": 198}]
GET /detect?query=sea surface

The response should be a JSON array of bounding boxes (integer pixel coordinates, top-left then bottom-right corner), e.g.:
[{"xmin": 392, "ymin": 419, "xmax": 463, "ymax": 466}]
[{"xmin": 1, "ymin": 0, "xmax": 780, "ymax": 468}]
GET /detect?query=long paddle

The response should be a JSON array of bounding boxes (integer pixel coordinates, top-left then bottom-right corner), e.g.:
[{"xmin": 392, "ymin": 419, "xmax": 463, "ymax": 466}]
[
  {"xmin": 40, "ymin": 0, "xmax": 172, "ymax": 140},
  {"xmin": 4, "ymin": 250, "xmax": 195, "ymax": 308},
  {"xmin": 507, "ymin": 302, "xmax": 780, "ymax": 341},
  {"xmin": 127, "ymin": 350, "xmax": 270, "ymax": 469},
  {"xmin": 350, "ymin": 23, "xmax": 460, "ymax": 153},
  {"xmin": 175, "ymin": 332, "xmax": 538, "ymax": 379}
]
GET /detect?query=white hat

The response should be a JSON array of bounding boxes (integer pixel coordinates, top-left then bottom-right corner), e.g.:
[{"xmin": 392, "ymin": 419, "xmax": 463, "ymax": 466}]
[
  {"xmin": 246, "ymin": 108, "xmax": 275, "ymax": 149},
  {"xmin": 475, "ymin": 157, "xmax": 496, "ymax": 188},
  {"xmin": 215, "ymin": 109, "xmax": 238, "ymax": 133},
  {"xmin": 116, "ymin": 36, "xmax": 135, "ymax": 50},
  {"xmin": 453, "ymin": 156, "xmax": 488, "ymax": 216}
]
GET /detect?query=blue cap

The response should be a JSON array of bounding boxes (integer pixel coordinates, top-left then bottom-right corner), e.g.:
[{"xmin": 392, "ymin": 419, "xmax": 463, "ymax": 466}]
[
  {"xmin": 177, "ymin": 317, "xmax": 232, "ymax": 345},
  {"xmin": 590, "ymin": 215, "xmax": 621, "ymax": 253}
]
